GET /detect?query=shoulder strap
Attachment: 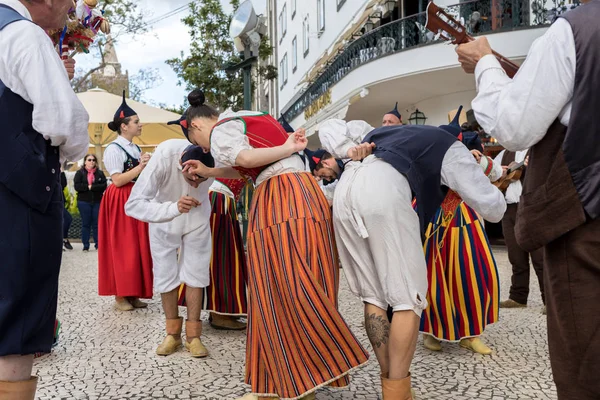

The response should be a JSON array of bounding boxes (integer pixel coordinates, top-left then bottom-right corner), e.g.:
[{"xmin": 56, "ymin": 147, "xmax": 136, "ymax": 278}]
[
  {"xmin": 0, "ymin": 5, "xmax": 27, "ymax": 31},
  {"xmin": 108, "ymin": 142, "xmax": 135, "ymax": 160}
]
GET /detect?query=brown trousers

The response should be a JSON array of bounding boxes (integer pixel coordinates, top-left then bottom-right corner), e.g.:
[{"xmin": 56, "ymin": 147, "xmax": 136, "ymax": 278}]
[
  {"xmin": 502, "ymin": 204, "xmax": 545, "ymax": 304},
  {"xmin": 545, "ymin": 217, "xmax": 600, "ymax": 399}
]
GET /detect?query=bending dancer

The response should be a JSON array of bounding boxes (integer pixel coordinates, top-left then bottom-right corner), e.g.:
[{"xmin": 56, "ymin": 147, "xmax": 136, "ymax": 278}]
[
  {"xmin": 418, "ymin": 107, "xmax": 503, "ymax": 355},
  {"xmin": 0, "ymin": 0, "xmax": 89, "ymax": 398},
  {"xmin": 98, "ymin": 92, "xmax": 153, "ymax": 311},
  {"xmin": 168, "ymin": 113, "xmax": 248, "ymax": 330},
  {"xmin": 182, "ymin": 89, "xmax": 369, "ymax": 400},
  {"xmin": 125, "ymin": 141, "xmax": 214, "ymax": 357},
  {"xmin": 456, "ymin": 1, "xmax": 600, "ymax": 397},
  {"xmin": 315, "ymin": 120, "xmax": 505, "ymax": 399}
]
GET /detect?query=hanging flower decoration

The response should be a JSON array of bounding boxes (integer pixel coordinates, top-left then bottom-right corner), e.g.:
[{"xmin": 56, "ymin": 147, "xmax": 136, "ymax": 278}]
[{"xmin": 48, "ymin": 0, "xmax": 110, "ymax": 58}]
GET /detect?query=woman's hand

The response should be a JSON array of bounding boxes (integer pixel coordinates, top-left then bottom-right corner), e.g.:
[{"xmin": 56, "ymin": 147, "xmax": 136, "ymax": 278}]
[
  {"xmin": 470, "ymin": 149, "xmax": 483, "ymax": 162},
  {"xmin": 347, "ymin": 142, "xmax": 375, "ymax": 161},
  {"xmin": 284, "ymin": 128, "xmax": 308, "ymax": 154},
  {"xmin": 182, "ymin": 159, "xmax": 213, "ymax": 177}
]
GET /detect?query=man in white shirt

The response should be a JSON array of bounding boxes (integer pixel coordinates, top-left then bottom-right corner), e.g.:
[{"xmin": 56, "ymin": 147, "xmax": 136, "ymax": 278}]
[
  {"xmin": 456, "ymin": 1, "xmax": 600, "ymax": 397},
  {"xmin": 494, "ymin": 150, "xmax": 545, "ymax": 312},
  {"xmin": 125, "ymin": 140, "xmax": 214, "ymax": 359},
  {"xmin": 0, "ymin": 1, "xmax": 89, "ymax": 399}
]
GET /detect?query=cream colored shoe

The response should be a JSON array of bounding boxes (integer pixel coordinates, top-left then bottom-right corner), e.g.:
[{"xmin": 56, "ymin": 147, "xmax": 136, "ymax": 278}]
[
  {"xmin": 423, "ymin": 334, "xmax": 442, "ymax": 351},
  {"xmin": 185, "ymin": 320, "xmax": 209, "ymax": 358},
  {"xmin": 459, "ymin": 337, "xmax": 493, "ymax": 355},
  {"xmin": 115, "ymin": 299, "xmax": 134, "ymax": 311}
]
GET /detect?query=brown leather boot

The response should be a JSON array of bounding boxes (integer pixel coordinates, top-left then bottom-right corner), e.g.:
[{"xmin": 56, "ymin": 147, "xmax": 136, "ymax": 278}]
[
  {"xmin": 185, "ymin": 320, "xmax": 208, "ymax": 358},
  {"xmin": 156, "ymin": 317, "xmax": 183, "ymax": 356},
  {"xmin": 381, "ymin": 373, "xmax": 413, "ymax": 400},
  {"xmin": 0, "ymin": 376, "xmax": 38, "ymax": 400},
  {"xmin": 209, "ymin": 312, "xmax": 247, "ymax": 330}
]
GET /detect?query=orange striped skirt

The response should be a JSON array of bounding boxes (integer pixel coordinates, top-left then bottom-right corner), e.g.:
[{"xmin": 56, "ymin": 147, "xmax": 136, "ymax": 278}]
[{"xmin": 245, "ymin": 172, "xmax": 368, "ymax": 399}]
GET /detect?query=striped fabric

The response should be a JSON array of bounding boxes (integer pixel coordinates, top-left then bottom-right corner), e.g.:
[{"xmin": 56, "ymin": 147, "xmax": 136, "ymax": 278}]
[
  {"xmin": 419, "ymin": 191, "xmax": 500, "ymax": 342},
  {"xmin": 244, "ymin": 172, "xmax": 369, "ymax": 399},
  {"xmin": 178, "ymin": 191, "xmax": 248, "ymax": 315}
]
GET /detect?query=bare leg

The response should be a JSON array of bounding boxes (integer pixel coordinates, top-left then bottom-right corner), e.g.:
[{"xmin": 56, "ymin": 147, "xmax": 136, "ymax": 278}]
[
  {"xmin": 161, "ymin": 288, "xmax": 179, "ymax": 319},
  {"xmin": 0, "ymin": 355, "xmax": 33, "ymax": 381},
  {"xmin": 388, "ymin": 310, "xmax": 419, "ymax": 379},
  {"xmin": 364, "ymin": 303, "xmax": 391, "ymax": 377},
  {"xmin": 184, "ymin": 286, "xmax": 203, "ymax": 322}
]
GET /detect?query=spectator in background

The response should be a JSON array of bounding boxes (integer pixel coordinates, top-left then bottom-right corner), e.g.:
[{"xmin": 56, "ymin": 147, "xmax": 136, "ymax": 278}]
[
  {"xmin": 61, "ymin": 168, "xmax": 73, "ymax": 250},
  {"xmin": 74, "ymin": 154, "xmax": 107, "ymax": 251}
]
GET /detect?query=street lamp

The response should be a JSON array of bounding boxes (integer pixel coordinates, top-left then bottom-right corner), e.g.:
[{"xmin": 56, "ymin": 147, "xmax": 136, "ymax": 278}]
[
  {"xmin": 228, "ymin": 0, "xmax": 267, "ymax": 110},
  {"xmin": 384, "ymin": 0, "xmax": 396, "ymax": 13},
  {"xmin": 364, "ymin": 17, "xmax": 375, "ymax": 32},
  {"xmin": 408, "ymin": 109, "xmax": 427, "ymax": 125}
]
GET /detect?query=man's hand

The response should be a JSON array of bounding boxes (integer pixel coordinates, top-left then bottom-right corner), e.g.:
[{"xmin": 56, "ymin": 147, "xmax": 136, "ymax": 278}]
[
  {"xmin": 347, "ymin": 142, "xmax": 375, "ymax": 161},
  {"xmin": 501, "ymin": 165, "xmax": 509, "ymax": 180},
  {"xmin": 63, "ymin": 58, "xmax": 76, "ymax": 80},
  {"xmin": 284, "ymin": 128, "xmax": 308, "ymax": 154},
  {"xmin": 470, "ymin": 149, "xmax": 483, "ymax": 162},
  {"xmin": 177, "ymin": 195, "xmax": 201, "ymax": 214},
  {"xmin": 455, "ymin": 37, "xmax": 493, "ymax": 74},
  {"xmin": 524, "ymin": 155, "xmax": 529, "ymax": 167}
]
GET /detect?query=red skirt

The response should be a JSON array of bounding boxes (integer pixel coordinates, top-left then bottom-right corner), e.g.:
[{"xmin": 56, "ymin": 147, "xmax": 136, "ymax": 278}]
[{"xmin": 98, "ymin": 182, "xmax": 153, "ymax": 298}]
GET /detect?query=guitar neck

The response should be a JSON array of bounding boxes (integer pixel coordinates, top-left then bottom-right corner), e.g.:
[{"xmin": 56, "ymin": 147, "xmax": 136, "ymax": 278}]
[{"xmin": 491, "ymin": 50, "xmax": 519, "ymax": 78}]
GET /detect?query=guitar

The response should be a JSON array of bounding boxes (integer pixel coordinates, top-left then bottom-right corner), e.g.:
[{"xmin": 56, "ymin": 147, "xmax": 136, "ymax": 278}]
[
  {"xmin": 493, "ymin": 160, "xmax": 525, "ymax": 192},
  {"xmin": 425, "ymin": 1, "xmax": 520, "ymax": 78}
]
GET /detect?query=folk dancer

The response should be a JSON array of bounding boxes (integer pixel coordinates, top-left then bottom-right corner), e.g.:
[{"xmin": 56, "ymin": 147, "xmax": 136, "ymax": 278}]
[
  {"xmin": 382, "ymin": 102, "xmax": 403, "ymax": 126},
  {"xmin": 0, "ymin": 0, "xmax": 89, "ymax": 398},
  {"xmin": 418, "ymin": 106, "xmax": 503, "ymax": 355},
  {"xmin": 98, "ymin": 92, "xmax": 153, "ymax": 311},
  {"xmin": 125, "ymin": 141, "xmax": 215, "ymax": 357},
  {"xmin": 182, "ymin": 89, "xmax": 369, "ymax": 400},
  {"xmin": 493, "ymin": 150, "xmax": 545, "ymax": 312},
  {"xmin": 456, "ymin": 1, "xmax": 600, "ymax": 397},
  {"xmin": 315, "ymin": 120, "xmax": 506, "ymax": 399},
  {"xmin": 168, "ymin": 113, "xmax": 248, "ymax": 330}
]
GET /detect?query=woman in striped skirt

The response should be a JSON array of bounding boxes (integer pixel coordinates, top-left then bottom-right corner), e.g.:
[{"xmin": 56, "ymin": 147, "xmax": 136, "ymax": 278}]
[
  {"xmin": 181, "ymin": 89, "xmax": 369, "ymax": 400},
  {"xmin": 168, "ymin": 114, "xmax": 248, "ymax": 327},
  {"xmin": 420, "ymin": 108, "xmax": 502, "ymax": 354}
]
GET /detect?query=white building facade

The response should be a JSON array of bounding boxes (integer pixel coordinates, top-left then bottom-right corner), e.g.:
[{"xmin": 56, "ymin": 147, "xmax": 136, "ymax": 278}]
[{"xmin": 268, "ymin": 0, "xmax": 579, "ymax": 145}]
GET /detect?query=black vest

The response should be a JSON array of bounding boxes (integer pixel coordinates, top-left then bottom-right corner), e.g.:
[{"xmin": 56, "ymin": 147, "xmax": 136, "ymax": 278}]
[
  {"xmin": 0, "ymin": 5, "xmax": 61, "ymax": 213},
  {"xmin": 362, "ymin": 125, "xmax": 458, "ymax": 235}
]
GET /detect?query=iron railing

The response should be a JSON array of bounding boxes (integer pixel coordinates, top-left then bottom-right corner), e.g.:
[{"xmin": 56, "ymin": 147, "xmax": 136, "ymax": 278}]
[{"xmin": 281, "ymin": 0, "xmax": 580, "ymax": 122}]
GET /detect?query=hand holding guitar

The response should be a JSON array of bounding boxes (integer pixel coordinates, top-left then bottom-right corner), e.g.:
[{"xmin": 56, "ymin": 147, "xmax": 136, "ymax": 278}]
[
  {"xmin": 493, "ymin": 161, "xmax": 525, "ymax": 191},
  {"xmin": 456, "ymin": 37, "xmax": 493, "ymax": 74}
]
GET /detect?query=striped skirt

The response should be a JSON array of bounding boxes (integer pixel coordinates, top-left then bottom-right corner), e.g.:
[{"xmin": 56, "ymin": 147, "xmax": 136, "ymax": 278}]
[
  {"xmin": 245, "ymin": 172, "xmax": 369, "ymax": 399},
  {"xmin": 420, "ymin": 191, "xmax": 500, "ymax": 342},
  {"xmin": 178, "ymin": 190, "xmax": 248, "ymax": 315}
]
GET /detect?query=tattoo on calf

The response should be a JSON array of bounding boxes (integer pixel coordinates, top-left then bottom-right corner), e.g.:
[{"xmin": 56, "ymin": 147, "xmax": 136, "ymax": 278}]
[{"xmin": 365, "ymin": 313, "xmax": 390, "ymax": 349}]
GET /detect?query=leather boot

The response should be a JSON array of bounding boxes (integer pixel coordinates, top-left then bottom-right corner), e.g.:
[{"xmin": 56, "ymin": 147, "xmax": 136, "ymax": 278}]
[
  {"xmin": 210, "ymin": 312, "xmax": 247, "ymax": 330},
  {"xmin": 156, "ymin": 317, "xmax": 183, "ymax": 356},
  {"xmin": 0, "ymin": 376, "xmax": 38, "ymax": 400},
  {"xmin": 381, "ymin": 373, "xmax": 413, "ymax": 400},
  {"xmin": 185, "ymin": 320, "xmax": 209, "ymax": 358}
]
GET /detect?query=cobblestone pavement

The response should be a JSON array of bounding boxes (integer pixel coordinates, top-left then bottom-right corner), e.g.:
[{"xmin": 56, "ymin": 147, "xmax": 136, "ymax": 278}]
[{"xmin": 34, "ymin": 245, "xmax": 553, "ymax": 400}]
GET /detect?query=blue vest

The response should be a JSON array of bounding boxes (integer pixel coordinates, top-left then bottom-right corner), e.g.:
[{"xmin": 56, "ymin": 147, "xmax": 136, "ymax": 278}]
[
  {"xmin": 362, "ymin": 125, "xmax": 458, "ymax": 235},
  {"xmin": 0, "ymin": 5, "xmax": 61, "ymax": 213}
]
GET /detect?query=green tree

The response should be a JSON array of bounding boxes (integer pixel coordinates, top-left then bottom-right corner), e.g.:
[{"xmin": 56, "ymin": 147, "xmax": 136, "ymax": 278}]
[{"xmin": 167, "ymin": 0, "xmax": 274, "ymax": 111}]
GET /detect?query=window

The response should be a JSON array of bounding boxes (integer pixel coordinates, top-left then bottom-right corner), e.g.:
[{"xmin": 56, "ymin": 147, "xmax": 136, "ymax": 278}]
[
  {"xmin": 303, "ymin": 15, "xmax": 310, "ymax": 57},
  {"xmin": 291, "ymin": 0, "xmax": 296, "ymax": 19},
  {"xmin": 280, "ymin": 53, "xmax": 288, "ymax": 89},
  {"xmin": 279, "ymin": 4, "xmax": 287, "ymax": 43},
  {"xmin": 292, "ymin": 36, "xmax": 298, "ymax": 72},
  {"xmin": 337, "ymin": 0, "xmax": 346, "ymax": 11},
  {"xmin": 317, "ymin": 0, "xmax": 325, "ymax": 33}
]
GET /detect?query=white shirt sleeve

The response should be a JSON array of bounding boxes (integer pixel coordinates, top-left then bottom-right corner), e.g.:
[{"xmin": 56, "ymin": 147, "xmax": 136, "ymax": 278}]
[
  {"xmin": 124, "ymin": 153, "xmax": 181, "ymax": 223},
  {"xmin": 0, "ymin": 19, "xmax": 90, "ymax": 162},
  {"xmin": 318, "ymin": 119, "xmax": 374, "ymax": 159},
  {"xmin": 102, "ymin": 144, "xmax": 127, "ymax": 176},
  {"xmin": 472, "ymin": 18, "xmax": 575, "ymax": 151},
  {"xmin": 210, "ymin": 119, "xmax": 252, "ymax": 167},
  {"xmin": 441, "ymin": 142, "xmax": 507, "ymax": 223}
]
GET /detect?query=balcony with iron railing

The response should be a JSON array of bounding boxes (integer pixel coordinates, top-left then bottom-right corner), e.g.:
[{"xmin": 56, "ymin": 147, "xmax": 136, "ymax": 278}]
[{"xmin": 281, "ymin": 0, "xmax": 580, "ymax": 122}]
